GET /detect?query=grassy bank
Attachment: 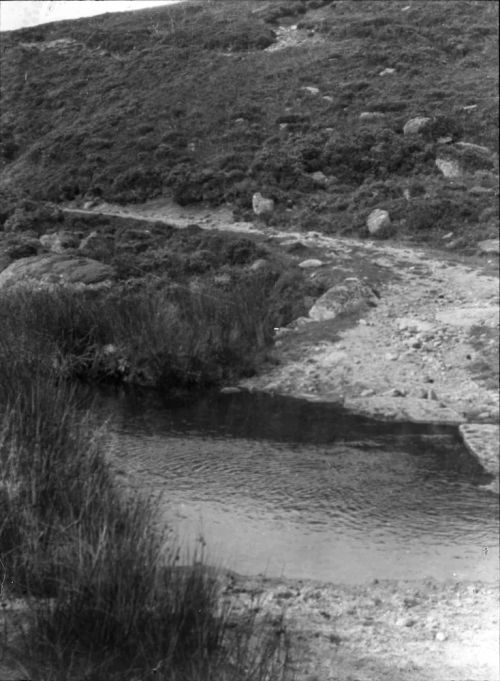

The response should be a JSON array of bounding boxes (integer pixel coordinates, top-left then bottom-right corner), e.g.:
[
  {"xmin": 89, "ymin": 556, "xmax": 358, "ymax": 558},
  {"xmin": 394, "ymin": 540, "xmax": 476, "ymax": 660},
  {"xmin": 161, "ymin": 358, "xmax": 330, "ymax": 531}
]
[
  {"xmin": 0, "ymin": 315, "xmax": 290, "ymax": 679},
  {"xmin": 0, "ymin": 273, "xmax": 277, "ymax": 390},
  {"xmin": 1, "ymin": 0, "xmax": 498, "ymax": 251}
]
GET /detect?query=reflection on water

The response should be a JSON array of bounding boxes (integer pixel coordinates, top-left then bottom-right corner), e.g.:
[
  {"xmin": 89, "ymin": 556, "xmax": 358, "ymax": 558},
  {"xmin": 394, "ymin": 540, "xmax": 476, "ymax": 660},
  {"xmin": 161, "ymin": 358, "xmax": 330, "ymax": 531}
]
[{"xmin": 100, "ymin": 389, "xmax": 499, "ymax": 584}]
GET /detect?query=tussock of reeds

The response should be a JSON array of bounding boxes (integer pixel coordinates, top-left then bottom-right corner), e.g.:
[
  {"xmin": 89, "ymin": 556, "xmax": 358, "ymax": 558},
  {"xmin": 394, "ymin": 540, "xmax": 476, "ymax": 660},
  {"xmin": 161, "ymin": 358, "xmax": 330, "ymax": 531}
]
[{"xmin": 0, "ymin": 284, "xmax": 290, "ymax": 680}]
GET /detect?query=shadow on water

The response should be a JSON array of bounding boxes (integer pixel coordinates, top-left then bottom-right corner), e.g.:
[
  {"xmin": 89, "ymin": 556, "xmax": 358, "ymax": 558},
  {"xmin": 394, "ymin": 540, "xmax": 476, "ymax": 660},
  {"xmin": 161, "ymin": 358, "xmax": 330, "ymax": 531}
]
[
  {"xmin": 94, "ymin": 387, "xmax": 499, "ymax": 583},
  {"xmin": 104, "ymin": 387, "xmax": 489, "ymax": 481}
]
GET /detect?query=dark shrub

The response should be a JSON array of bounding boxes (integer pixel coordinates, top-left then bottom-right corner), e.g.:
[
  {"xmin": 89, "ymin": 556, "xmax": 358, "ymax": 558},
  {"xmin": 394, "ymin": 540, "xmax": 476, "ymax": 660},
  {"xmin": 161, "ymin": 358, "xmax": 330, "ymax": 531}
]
[{"xmin": 4, "ymin": 201, "xmax": 64, "ymax": 236}]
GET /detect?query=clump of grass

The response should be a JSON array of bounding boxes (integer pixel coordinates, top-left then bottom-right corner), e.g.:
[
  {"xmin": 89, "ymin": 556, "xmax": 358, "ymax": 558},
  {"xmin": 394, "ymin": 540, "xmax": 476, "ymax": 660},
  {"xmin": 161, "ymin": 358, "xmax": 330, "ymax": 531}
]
[
  {"xmin": 0, "ymin": 274, "xmax": 275, "ymax": 390},
  {"xmin": 0, "ymin": 323, "xmax": 290, "ymax": 681}
]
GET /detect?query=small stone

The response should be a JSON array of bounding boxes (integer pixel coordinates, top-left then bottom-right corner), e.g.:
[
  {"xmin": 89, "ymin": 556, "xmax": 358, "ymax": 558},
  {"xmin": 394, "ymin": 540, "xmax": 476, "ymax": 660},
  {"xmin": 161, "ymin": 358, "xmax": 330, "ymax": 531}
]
[
  {"xmin": 361, "ymin": 388, "xmax": 376, "ymax": 397},
  {"xmin": 323, "ymin": 95, "xmax": 334, "ymax": 103},
  {"xmin": 411, "ymin": 340, "xmax": 422, "ymax": 349},
  {"xmin": 359, "ymin": 111, "xmax": 386, "ymax": 121},
  {"xmin": 427, "ymin": 389, "xmax": 438, "ymax": 401},
  {"xmin": 367, "ymin": 209, "xmax": 391, "ymax": 237},
  {"xmin": 385, "ymin": 352, "xmax": 399, "ymax": 361},
  {"xmin": 310, "ymin": 170, "xmax": 328, "ymax": 187},
  {"xmin": 437, "ymin": 136, "xmax": 453, "ymax": 144},
  {"xmin": 299, "ymin": 259, "xmax": 324, "ymax": 269},
  {"xmin": 403, "ymin": 117, "xmax": 431, "ymax": 136},
  {"xmin": 302, "ymin": 86, "xmax": 320, "ymax": 95},
  {"xmin": 249, "ymin": 258, "xmax": 268, "ymax": 272},
  {"xmin": 252, "ymin": 192, "xmax": 274, "ymax": 216},
  {"xmin": 435, "ymin": 158, "xmax": 461, "ymax": 178},
  {"xmin": 469, "ymin": 185, "xmax": 494, "ymax": 196},
  {"xmin": 435, "ymin": 631, "xmax": 448, "ymax": 642},
  {"xmin": 455, "ymin": 141, "xmax": 492, "ymax": 155},
  {"xmin": 379, "ymin": 68, "xmax": 396, "ymax": 76}
]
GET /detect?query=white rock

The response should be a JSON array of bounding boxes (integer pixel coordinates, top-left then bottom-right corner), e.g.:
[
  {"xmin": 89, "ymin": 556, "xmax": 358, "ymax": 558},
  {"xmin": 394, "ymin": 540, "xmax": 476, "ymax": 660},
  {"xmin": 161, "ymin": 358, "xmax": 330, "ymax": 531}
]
[
  {"xmin": 359, "ymin": 111, "xmax": 385, "ymax": 121},
  {"xmin": 478, "ymin": 239, "xmax": 499, "ymax": 255},
  {"xmin": 367, "ymin": 209, "xmax": 391, "ymax": 237},
  {"xmin": 455, "ymin": 141, "xmax": 492, "ymax": 155},
  {"xmin": 435, "ymin": 631, "xmax": 448, "ymax": 642},
  {"xmin": 302, "ymin": 86, "xmax": 320, "ymax": 95},
  {"xmin": 459, "ymin": 424, "xmax": 499, "ymax": 477},
  {"xmin": 310, "ymin": 171, "xmax": 328, "ymax": 187},
  {"xmin": 249, "ymin": 258, "xmax": 268, "ymax": 271},
  {"xmin": 379, "ymin": 68, "xmax": 395, "ymax": 76},
  {"xmin": 435, "ymin": 158, "xmax": 462, "ymax": 178},
  {"xmin": 252, "ymin": 192, "xmax": 274, "ymax": 216},
  {"xmin": 298, "ymin": 259, "xmax": 324, "ymax": 269},
  {"xmin": 403, "ymin": 117, "xmax": 431, "ymax": 136}
]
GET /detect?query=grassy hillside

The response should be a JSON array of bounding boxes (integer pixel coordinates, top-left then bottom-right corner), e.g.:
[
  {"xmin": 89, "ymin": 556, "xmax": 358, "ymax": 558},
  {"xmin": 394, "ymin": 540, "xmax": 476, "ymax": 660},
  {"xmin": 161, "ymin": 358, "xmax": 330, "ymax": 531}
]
[{"xmin": 0, "ymin": 0, "xmax": 498, "ymax": 249}]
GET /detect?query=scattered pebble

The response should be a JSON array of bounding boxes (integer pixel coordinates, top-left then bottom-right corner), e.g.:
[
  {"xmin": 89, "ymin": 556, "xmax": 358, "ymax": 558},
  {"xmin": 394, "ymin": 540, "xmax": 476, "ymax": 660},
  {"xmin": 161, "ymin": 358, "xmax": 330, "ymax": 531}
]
[{"xmin": 435, "ymin": 631, "xmax": 448, "ymax": 642}]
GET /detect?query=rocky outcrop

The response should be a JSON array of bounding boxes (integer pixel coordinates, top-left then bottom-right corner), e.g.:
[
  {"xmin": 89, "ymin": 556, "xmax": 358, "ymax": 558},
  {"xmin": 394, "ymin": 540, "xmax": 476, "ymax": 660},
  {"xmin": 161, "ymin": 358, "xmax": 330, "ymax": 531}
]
[
  {"xmin": 459, "ymin": 423, "xmax": 499, "ymax": 484},
  {"xmin": 0, "ymin": 254, "xmax": 114, "ymax": 290},
  {"xmin": 308, "ymin": 277, "xmax": 378, "ymax": 321}
]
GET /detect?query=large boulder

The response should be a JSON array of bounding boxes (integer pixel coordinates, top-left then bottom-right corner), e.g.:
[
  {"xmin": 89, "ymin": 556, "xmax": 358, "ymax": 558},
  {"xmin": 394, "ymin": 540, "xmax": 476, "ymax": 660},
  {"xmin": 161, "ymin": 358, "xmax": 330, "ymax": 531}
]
[
  {"xmin": 403, "ymin": 117, "xmax": 431, "ymax": 136},
  {"xmin": 367, "ymin": 209, "xmax": 392, "ymax": 237},
  {"xmin": 0, "ymin": 254, "xmax": 114, "ymax": 290},
  {"xmin": 436, "ymin": 142, "xmax": 496, "ymax": 177},
  {"xmin": 308, "ymin": 277, "xmax": 378, "ymax": 321},
  {"xmin": 459, "ymin": 424, "xmax": 499, "ymax": 479}
]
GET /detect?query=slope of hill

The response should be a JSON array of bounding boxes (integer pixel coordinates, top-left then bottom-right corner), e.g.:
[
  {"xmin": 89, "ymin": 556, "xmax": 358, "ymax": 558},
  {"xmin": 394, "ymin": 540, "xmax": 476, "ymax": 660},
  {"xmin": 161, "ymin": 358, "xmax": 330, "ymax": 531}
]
[{"xmin": 0, "ymin": 0, "xmax": 498, "ymax": 250}]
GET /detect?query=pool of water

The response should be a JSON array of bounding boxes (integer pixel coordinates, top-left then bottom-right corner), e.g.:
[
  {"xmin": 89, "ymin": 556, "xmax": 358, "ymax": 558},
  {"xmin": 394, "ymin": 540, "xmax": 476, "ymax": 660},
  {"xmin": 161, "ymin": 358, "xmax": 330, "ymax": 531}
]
[{"xmin": 101, "ymin": 389, "xmax": 499, "ymax": 584}]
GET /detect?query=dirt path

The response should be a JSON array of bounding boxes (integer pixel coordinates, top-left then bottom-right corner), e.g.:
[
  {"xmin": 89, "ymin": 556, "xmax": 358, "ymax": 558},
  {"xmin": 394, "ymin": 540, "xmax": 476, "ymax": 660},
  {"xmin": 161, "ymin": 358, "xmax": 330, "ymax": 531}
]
[
  {"xmin": 223, "ymin": 573, "xmax": 500, "ymax": 681},
  {"xmin": 63, "ymin": 198, "xmax": 500, "ymax": 478},
  {"xmin": 56, "ymin": 199, "xmax": 500, "ymax": 681}
]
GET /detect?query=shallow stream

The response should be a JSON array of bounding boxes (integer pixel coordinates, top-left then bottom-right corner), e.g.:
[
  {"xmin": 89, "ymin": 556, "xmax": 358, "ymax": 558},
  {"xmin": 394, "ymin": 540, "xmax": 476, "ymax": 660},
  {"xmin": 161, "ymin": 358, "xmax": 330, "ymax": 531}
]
[{"xmin": 101, "ymin": 389, "xmax": 499, "ymax": 584}]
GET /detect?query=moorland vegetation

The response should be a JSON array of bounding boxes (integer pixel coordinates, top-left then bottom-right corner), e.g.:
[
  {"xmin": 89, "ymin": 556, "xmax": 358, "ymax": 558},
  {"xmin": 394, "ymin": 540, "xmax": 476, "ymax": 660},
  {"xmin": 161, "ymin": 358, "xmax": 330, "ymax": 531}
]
[{"xmin": 0, "ymin": 1, "xmax": 498, "ymax": 678}]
